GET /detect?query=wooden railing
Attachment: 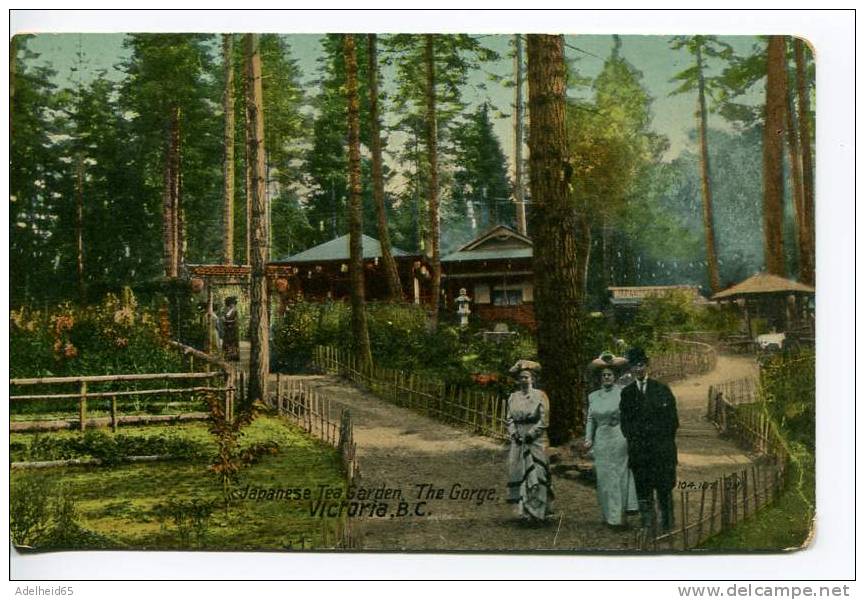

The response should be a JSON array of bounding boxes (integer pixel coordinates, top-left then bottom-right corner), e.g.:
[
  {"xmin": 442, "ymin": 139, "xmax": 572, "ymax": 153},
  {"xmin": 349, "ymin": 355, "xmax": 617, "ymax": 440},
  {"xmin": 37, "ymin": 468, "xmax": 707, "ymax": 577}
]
[
  {"xmin": 10, "ymin": 341, "xmax": 237, "ymax": 433},
  {"xmin": 312, "ymin": 345, "xmax": 508, "ymax": 440},
  {"xmin": 10, "ymin": 371, "xmax": 232, "ymax": 433},
  {"xmin": 651, "ymin": 336, "xmax": 718, "ymax": 382},
  {"xmin": 637, "ymin": 376, "xmax": 789, "ymax": 551}
]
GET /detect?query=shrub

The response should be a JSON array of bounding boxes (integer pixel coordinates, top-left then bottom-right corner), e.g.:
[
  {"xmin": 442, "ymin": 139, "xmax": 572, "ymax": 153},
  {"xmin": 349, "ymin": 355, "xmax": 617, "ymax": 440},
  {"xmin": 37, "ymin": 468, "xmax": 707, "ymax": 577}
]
[
  {"xmin": 760, "ymin": 350, "xmax": 815, "ymax": 450},
  {"xmin": 10, "ymin": 289, "xmax": 185, "ymax": 379},
  {"xmin": 13, "ymin": 430, "xmax": 210, "ymax": 464}
]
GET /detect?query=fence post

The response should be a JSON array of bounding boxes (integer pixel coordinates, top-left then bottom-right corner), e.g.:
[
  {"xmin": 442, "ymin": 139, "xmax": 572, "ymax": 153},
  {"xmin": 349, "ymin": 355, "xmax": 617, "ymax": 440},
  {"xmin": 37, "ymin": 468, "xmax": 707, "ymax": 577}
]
[
  {"xmin": 709, "ymin": 479, "xmax": 719, "ymax": 535},
  {"xmin": 111, "ymin": 394, "xmax": 118, "ymax": 433},
  {"xmin": 697, "ymin": 485, "xmax": 707, "ymax": 545},
  {"xmin": 721, "ymin": 475, "xmax": 730, "ymax": 531},
  {"xmin": 225, "ymin": 371, "xmax": 233, "ymax": 422},
  {"xmin": 79, "ymin": 381, "xmax": 88, "ymax": 431},
  {"xmin": 681, "ymin": 490, "xmax": 689, "ymax": 550}
]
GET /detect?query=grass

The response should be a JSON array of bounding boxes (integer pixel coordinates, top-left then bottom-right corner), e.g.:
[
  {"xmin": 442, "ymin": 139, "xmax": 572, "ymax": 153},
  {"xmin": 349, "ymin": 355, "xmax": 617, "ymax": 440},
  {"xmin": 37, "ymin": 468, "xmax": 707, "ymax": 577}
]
[
  {"xmin": 10, "ymin": 416, "xmax": 350, "ymax": 551},
  {"xmin": 698, "ymin": 449, "xmax": 815, "ymax": 551}
]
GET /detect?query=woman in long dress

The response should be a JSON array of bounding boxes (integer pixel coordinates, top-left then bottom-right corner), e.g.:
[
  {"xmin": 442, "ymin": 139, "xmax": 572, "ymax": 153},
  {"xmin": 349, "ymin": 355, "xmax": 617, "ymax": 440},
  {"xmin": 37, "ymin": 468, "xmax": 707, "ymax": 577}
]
[
  {"xmin": 584, "ymin": 366, "xmax": 638, "ymax": 528},
  {"xmin": 506, "ymin": 368, "xmax": 553, "ymax": 522}
]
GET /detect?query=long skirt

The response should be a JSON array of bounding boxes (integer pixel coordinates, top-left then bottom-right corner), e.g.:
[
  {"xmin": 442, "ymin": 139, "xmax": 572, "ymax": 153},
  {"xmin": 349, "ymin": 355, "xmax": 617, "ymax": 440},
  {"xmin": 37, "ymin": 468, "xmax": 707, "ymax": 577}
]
[
  {"xmin": 593, "ymin": 424, "xmax": 638, "ymax": 525},
  {"xmin": 507, "ymin": 437, "xmax": 553, "ymax": 520}
]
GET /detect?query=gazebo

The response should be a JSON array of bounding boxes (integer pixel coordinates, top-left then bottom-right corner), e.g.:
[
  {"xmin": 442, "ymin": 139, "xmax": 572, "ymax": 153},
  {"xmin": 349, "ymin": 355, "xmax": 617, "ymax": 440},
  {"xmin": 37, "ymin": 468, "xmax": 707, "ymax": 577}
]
[{"xmin": 711, "ymin": 272, "xmax": 815, "ymax": 340}]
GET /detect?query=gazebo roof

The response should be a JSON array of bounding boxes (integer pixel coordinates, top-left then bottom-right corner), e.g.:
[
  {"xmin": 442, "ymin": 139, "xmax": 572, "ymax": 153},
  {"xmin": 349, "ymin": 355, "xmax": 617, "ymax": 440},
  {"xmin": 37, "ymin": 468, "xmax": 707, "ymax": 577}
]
[
  {"xmin": 712, "ymin": 272, "xmax": 815, "ymax": 301},
  {"xmin": 274, "ymin": 234, "xmax": 410, "ymax": 264}
]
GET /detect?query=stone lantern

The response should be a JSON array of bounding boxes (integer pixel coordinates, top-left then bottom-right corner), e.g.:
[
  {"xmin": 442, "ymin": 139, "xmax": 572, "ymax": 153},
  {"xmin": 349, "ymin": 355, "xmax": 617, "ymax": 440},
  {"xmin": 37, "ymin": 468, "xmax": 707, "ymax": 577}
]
[{"xmin": 455, "ymin": 288, "xmax": 472, "ymax": 328}]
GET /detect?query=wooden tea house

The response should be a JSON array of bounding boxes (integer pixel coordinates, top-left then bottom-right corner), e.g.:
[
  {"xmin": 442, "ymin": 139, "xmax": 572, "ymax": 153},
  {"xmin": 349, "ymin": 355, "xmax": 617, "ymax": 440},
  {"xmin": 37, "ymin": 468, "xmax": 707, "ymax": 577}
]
[{"xmin": 441, "ymin": 225, "xmax": 536, "ymax": 328}]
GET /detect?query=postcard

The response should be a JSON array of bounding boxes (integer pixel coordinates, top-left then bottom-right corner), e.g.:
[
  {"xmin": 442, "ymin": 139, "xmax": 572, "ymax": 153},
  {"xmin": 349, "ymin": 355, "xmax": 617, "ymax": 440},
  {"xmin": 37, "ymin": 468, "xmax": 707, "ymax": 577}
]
[{"xmin": 9, "ymin": 18, "xmax": 825, "ymax": 570}]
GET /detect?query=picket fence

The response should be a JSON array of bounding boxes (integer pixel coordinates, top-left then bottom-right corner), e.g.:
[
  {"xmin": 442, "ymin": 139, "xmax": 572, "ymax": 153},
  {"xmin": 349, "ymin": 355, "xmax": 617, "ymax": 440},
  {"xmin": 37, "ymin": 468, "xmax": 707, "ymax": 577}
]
[
  {"xmin": 637, "ymin": 377, "xmax": 789, "ymax": 551},
  {"xmin": 312, "ymin": 345, "xmax": 509, "ymax": 440}
]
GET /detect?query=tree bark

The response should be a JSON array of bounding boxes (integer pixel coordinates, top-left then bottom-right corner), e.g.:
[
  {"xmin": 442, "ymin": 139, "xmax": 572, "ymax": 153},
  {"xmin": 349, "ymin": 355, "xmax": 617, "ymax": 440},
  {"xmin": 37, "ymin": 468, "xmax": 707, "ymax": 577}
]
[
  {"xmin": 345, "ymin": 34, "xmax": 373, "ymax": 367},
  {"xmin": 762, "ymin": 36, "xmax": 787, "ymax": 277},
  {"xmin": 367, "ymin": 34, "xmax": 403, "ymax": 302},
  {"xmin": 526, "ymin": 34, "xmax": 585, "ymax": 445},
  {"xmin": 244, "ymin": 61, "xmax": 253, "ymax": 266},
  {"xmin": 222, "ymin": 34, "xmax": 236, "ymax": 265},
  {"xmin": 513, "ymin": 34, "xmax": 527, "ymax": 236},
  {"xmin": 785, "ymin": 66, "xmax": 805, "ymax": 251},
  {"xmin": 424, "ymin": 35, "xmax": 442, "ymax": 326},
  {"xmin": 795, "ymin": 38, "xmax": 815, "ymax": 286},
  {"xmin": 575, "ymin": 208, "xmax": 592, "ymax": 303},
  {"xmin": 696, "ymin": 42, "xmax": 722, "ymax": 293},
  {"xmin": 162, "ymin": 111, "xmax": 177, "ymax": 278},
  {"xmin": 75, "ymin": 154, "xmax": 85, "ymax": 302},
  {"xmin": 244, "ymin": 33, "xmax": 269, "ymax": 405}
]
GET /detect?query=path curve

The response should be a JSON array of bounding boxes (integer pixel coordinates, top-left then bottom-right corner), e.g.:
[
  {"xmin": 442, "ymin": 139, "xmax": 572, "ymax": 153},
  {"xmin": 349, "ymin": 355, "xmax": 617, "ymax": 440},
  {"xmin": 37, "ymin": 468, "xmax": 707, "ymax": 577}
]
[{"xmin": 289, "ymin": 353, "xmax": 759, "ymax": 551}]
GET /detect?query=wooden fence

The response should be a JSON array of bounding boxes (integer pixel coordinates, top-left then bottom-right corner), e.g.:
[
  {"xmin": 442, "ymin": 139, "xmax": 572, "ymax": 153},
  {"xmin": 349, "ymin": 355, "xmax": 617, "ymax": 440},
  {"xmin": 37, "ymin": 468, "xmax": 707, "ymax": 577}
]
[
  {"xmin": 637, "ymin": 377, "xmax": 789, "ymax": 551},
  {"xmin": 268, "ymin": 376, "xmax": 360, "ymax": 549},
  {"xmin": 269, "ymin": 375, "xmax": 360, "ymax": 485},
  {"xmin": 706, "ymin": 377, "xmax": 759, "ymax": 430},
  {"xmin": 10, "ymin": 371, "xmax": 233, "ymax": 433},
  {"xmin": 652, "ymin": 337, "xmax": 718, "ymax": 382},
  {"xmin": 312, "ymin": 345, "xmax": 509, "ymax": 440}
]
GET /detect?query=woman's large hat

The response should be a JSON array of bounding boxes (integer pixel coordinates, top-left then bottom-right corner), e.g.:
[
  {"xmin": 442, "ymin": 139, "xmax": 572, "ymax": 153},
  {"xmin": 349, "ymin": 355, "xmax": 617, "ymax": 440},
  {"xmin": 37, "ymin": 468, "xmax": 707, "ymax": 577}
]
[
  {"xmin": 589, "ymin": 351, "xmax": 628, "ymax": 370},
  {"xmin": 625, "ymin": 346, "xmax": 649, "ymax": 365},
  {"xmin": 509, "ymin": 359, "xmax": 541, "ymax": 374}
]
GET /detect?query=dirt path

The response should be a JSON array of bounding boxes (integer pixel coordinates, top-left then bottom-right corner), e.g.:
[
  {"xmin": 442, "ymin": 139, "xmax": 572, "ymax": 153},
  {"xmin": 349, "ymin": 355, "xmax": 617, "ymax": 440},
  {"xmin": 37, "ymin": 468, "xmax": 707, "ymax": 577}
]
[{"xmin": 283, "ymin": 353, "xmax": 760, "ymax": 551}]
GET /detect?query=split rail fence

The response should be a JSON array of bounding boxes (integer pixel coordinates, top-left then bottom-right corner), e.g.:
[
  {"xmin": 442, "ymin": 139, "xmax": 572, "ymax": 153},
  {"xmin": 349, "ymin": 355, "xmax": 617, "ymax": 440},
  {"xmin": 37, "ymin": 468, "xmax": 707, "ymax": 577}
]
[
  {"xmin": 637, "ymin": 376, "xmax": 789, "ymax": 551},
  {"xmin": 312, "ymin": 345, "xmax": 509, "ymax": 440}
]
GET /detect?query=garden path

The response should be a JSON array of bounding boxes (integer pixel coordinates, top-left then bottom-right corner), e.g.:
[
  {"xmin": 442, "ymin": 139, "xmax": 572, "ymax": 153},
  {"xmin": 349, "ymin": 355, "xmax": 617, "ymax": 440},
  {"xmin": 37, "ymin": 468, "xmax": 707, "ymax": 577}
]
[{"xmin": 278, "ymin": 352, "xmax": 760, "ymax": 551}]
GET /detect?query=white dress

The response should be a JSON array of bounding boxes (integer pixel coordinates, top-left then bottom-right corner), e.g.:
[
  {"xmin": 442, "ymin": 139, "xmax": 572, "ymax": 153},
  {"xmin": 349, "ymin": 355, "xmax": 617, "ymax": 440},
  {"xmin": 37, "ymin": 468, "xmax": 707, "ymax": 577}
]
[{"xmin": 586, "ymin": 385, "xmax": 638, "ymax": 525}]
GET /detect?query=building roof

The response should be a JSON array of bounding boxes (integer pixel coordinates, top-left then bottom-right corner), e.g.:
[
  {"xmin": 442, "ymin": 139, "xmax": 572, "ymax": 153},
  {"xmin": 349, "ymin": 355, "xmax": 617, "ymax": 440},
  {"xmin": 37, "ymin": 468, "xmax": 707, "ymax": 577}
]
[
  {"xmin": 608, "ymin": 285, "xmax": 702, "ymax": 298},
  {"xmin": 712, "ymin": 272, "xmax": 815, "ymax": 300},
  {"xmin": 275, "ymin": 234, "xmax": 410, "ymax": 264},
  {"xmin": 442, "ymin": 224, "xmax": 533, "ymax": 263}
]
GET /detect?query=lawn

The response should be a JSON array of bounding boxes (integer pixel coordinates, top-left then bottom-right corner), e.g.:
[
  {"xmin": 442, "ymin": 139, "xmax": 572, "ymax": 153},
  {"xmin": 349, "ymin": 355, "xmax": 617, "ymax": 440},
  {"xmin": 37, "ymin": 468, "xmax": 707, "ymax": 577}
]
[{"xmin": 10, "ymin": 416, "xmax": 350, "ymax": 551}]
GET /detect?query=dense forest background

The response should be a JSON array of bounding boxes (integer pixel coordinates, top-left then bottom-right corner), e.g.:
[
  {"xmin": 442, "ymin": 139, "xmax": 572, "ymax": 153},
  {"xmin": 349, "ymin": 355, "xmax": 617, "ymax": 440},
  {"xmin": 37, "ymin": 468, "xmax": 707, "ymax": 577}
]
[{"xmin": 10, "ymin": 33, "xmax": 814, "ymax": 309}]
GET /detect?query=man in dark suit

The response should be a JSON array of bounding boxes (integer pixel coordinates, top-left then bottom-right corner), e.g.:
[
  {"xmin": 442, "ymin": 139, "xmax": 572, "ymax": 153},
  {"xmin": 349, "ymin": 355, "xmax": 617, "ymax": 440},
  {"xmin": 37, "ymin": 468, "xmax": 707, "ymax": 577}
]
[{"xmin": 619, "ymin": 347, "xmax": 679, "ymax": 535}]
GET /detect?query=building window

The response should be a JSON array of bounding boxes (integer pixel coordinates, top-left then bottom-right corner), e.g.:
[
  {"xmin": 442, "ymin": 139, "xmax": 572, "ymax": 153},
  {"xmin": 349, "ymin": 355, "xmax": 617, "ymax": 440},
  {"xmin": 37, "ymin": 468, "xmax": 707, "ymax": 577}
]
[{"xmin": 492, "ymin": 289, "xmax": 523, "ymax": 306}]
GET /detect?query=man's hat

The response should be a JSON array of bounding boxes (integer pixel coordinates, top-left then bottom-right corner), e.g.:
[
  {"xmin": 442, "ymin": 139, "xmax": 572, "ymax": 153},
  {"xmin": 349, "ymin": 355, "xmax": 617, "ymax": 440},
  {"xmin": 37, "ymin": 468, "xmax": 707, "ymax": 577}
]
[
  {"xmin": 225, "ymin": 296, "xmax": 238, "ymax": 306},
  {"xmin": 626, "ymin": 347, "xmax": 648, "ymax": 365}
]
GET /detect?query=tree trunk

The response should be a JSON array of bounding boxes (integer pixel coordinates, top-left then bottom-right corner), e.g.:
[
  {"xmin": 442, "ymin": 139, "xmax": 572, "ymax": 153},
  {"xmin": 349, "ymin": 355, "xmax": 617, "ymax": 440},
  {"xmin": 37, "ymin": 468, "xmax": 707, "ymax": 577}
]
[
  {"xmin": 784, "ymin": 65, "xmax": 805, "ymax": 252},
  {"xmin": 526, "ymin": 34, "xmax": 584, "ymax": 445},
  {"xmin": 75, "ymin": 154, "xmax": 85, "ymax": 302},
  {"xmin": 175, "ymin": 147, "xmax": 185, "ymax": 273},
  {"xmin": 162, "ymin": 112, "xmax": 176, "ymax": 278},
  {"xmin": 574, "ymin": 208, "xmax": 592, "ymax": 303},
  {"xmin": 244, "ymin": 33, "xmax": 269, "ymax": 405},
  {"xmin": 345, "ymin": 34, "xmax": 374, "ymax": 368},
  {"xmin": 222, "ymin": 34, "xmax": 236, "ymax": 265},
  {"xmin": 513, "ymin": 34, "xmax": 527, "ymax": 236},
  {"xmin": 424, "ymin": 35, "xmax": 441, "ymax": 327},
  {"xmin": 696, "ymin": 43, "xmax": 722, "ymax": 293},
  {"xmin": 367, "ymin": 34, "xmax": 403, "ymax": 302},
  {"xmin": 244, "ymin": 62, "xmax": 253, "ymax": 266},
  {"xmin": 762, "ymin": 36, "xmax": 787, "ymax": 277},
  {"xmin": 795, "ymin": 38, "xmax": 815, "ymax": 286}
]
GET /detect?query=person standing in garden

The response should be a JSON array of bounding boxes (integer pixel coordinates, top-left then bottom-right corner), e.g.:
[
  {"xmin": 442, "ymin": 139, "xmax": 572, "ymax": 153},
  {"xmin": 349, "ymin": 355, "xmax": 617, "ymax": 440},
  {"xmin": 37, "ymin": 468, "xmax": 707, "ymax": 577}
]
[
  {"xmin": 619, "ymin": 347, "xmax": 679, "ymax": 535},
  {"xmin": 505, "ymin": 360, "xmax": 554, "ymax": 524},
  {"xmin": 221, "ymin": 296, "xmax": 239, "ymax": 361},
  {"xmin": 584, "ymin": 353, "xmax": 639, "ymax": 529}
]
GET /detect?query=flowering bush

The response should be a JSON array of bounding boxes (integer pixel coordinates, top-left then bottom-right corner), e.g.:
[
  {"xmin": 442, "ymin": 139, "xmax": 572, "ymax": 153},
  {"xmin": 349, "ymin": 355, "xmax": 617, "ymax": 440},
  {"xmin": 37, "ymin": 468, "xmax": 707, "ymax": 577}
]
[{"xmin": 10, "ymin": 289, "xmax": 184, "ymax": 378}]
